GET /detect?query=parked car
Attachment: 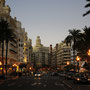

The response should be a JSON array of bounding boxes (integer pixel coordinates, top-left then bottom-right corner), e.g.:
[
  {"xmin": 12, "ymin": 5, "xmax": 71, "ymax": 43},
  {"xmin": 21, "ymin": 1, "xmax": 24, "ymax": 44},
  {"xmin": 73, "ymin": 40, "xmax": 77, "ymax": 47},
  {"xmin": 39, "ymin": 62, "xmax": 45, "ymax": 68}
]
[
  {"xmin": 65, "ymin": 72, "xmax": 75, "ymax": 80},
  {"xmin": 58, "ymin": 72, "xmax": 66, "ymax": 77},
  {"xmin": 73, "ymin": 73, "xmax": 88, "ymax": 83},
  {"xmin": 86, "ymin": 72, "xmax": 90, "ymax": 82},
  {"xmin": 51, "ymin": 72, "xmax": 59, "ymax": 76}
]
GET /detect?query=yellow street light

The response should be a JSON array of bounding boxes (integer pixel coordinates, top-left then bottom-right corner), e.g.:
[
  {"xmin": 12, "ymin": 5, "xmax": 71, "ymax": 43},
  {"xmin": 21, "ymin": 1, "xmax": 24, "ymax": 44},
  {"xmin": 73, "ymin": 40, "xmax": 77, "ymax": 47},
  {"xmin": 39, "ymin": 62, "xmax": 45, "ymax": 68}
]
[
  {"xmin": 30, "ymin": 67, "xmax": 32, "ymax": 70},
  {"xmin": 76, "ymin": 56, "xmax": 80, "ymax": 61},
  {"xmin": 67, "ymin": 61, "xmax": 70, "ymax": 65},
  {"xmin": 0, "ymin": 61, "xmax": 2, "ymax": 66},
  {"xmin": 87, "ymin": 49, "xmax": 90, "ymax": 56}
]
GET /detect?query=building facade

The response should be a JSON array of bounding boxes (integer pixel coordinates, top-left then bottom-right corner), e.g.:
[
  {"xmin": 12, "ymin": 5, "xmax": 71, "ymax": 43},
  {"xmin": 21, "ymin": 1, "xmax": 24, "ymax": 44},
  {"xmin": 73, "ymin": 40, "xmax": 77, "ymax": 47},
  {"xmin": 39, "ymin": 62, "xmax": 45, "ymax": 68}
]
[
  {"xmin": 50, "ymin": 41, "xmax": 71, "ymax": 70},
  {"xmin": 33, "ymin": 36, "xmax": 49, "ymax": 68},
  {"xmin": 0, "ymin": 0, "xmax": 32, "ymax": 68}
]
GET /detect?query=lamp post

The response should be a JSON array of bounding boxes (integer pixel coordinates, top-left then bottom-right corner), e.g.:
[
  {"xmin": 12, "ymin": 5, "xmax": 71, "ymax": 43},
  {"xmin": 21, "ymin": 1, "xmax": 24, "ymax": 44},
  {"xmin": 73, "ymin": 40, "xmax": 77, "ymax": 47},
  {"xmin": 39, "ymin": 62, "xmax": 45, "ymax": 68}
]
[
  {"xmin": 0, "ymin": 61, "xmax": 2, "ymax": 66},
  {"xmin": 0, "ymin": 61, "xmax": 3, "ymax": 75},
  {"xmin": 87, "ymin": 49, "xmax": 90, "ymax": 72},
  {"xmin": 76, "ymin": 56, "xmax": 80, "ymax": 73},
  {"xmin": 87, "ymin": 49, "xmax": 90, "ymax": 56},
  {"xmin": 12, "ymin": 64, "xmax": 17, "ymax": 76}
]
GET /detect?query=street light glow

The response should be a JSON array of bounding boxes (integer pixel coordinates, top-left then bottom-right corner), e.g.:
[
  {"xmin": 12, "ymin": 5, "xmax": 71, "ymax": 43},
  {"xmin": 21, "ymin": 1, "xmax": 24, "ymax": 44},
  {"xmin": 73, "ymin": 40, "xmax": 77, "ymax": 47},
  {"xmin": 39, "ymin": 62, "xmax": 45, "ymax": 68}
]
[
  {"xmin": 87, "ymin": 49, "xmax": 90, "ymax": 56},
  {"xmin": 76, "ymin": 56, "xmax": 80, "ymax": 61},
  {"xmin": 0, "ymin": 61, "xmax": 2, "ymax": 65},
  {"xmin": 67, "ymin": 61, "xmax": 70, "ymax": 65}
]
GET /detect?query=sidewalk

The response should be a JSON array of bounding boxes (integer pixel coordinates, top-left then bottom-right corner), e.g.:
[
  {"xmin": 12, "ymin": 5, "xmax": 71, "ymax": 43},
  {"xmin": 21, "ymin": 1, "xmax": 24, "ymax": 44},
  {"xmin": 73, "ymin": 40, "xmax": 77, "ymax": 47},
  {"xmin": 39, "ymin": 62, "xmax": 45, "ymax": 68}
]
[{"xmin": 0, "ymin": 75, "xmax": 19, "ymax": 85}]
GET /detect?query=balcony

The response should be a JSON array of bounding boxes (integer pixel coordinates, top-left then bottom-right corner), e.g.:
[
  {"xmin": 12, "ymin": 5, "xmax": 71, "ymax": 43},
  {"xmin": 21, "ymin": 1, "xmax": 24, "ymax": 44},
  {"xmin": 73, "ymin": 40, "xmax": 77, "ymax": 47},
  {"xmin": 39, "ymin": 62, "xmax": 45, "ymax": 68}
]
[
  {"xmin": 10, "ymin": 42, "xmax": 18, "ymax": 48},
  {"xmin": 9, "ymin": 49, "xmax": 17, "ymax": 54}
]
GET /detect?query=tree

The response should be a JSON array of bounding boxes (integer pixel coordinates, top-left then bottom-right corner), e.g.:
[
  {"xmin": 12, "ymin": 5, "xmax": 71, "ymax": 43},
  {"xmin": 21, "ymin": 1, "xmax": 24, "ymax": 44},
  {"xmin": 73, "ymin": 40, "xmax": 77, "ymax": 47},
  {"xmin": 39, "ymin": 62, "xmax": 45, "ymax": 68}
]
[
  {"xmin": 65, "ymin": 29, "xmax": 82, "ymax": 72},
  {"xmin": 83, "ymin": 0, "xmax": 90, "ymax": 16},
  {"xmin": 0, "ymin": 18, "xmax": 15, "ymax": 76},
  {"xmin": 5, "ymin": 28, "xmax": 15, "ymax": 75},
  {"xmin": 76, "ymin": 26, "xmax": 90, "ymax": 60},
  {"xmin": 0, "ymin": 18, "xmax": 7, "ymax": 76}
]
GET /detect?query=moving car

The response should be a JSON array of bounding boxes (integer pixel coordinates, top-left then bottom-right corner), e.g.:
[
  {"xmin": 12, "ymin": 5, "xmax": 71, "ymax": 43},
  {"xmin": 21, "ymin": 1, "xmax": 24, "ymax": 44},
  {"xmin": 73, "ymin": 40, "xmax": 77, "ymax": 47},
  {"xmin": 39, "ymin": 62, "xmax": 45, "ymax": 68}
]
[
  {"xmin": 65, "ymin": 71, "xmax": 75, "ymax": 80},
  {"xmin": 73, "ymin": 73, "xmax": 88, "ymax": 83},
  {"xmin": 34, "ymin": 72, "xmax": 42, "ymax": 77}
]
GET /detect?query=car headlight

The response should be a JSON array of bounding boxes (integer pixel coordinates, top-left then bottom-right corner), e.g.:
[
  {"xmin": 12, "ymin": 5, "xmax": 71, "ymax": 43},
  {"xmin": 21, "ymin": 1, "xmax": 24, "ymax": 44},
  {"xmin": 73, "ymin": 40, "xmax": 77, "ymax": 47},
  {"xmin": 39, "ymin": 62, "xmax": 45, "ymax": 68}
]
[
  {"xmin": 77, "ymin": 78, "xmax": 80, "ymax": 81},
  {"xmin": 35, "ymin": 74, "xmax": 37, "ymax": 76},
  {"xmin": 88, "ymin": 79, "xmax": 90, "ymax": 81},
  {"xmin": 38, "ymin": 74, "xmax": 41, "ymax": 76}
]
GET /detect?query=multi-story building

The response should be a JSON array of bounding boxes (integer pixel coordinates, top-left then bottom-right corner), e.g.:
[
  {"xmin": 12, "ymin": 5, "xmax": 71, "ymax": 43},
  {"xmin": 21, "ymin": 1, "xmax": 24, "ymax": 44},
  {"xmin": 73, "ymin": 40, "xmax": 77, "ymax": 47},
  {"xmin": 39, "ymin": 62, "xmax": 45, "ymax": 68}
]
[
  {"xmin": 50, "ymin": 44, "xmax": 58, "ymax": 68},
  {"xmin": 33, "ymin": 36, "xmax": 49, "ymax": 68},
  {"xmin": 0, "ymin": 0, "xmax": 18, "ymax": 66},
  {"xmin": 50, "ymin": 41, "xmax": 71, "ymax": 70},
  {"xmin": 57, "ymin": 41, "xmax": 71, "ymax": 69},
  {"xmin": 0, "ymin": 0, "xmax": 32, "ymax": 68}
]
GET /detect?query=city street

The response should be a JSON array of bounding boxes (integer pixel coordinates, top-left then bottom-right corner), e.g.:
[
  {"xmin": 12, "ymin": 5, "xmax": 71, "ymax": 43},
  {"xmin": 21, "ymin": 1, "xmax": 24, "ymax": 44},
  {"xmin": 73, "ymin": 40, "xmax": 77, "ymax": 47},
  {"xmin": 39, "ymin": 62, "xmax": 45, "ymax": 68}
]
[{"xmin": 0, "ymin": 74, "xmax": 90, "ymax": 90}]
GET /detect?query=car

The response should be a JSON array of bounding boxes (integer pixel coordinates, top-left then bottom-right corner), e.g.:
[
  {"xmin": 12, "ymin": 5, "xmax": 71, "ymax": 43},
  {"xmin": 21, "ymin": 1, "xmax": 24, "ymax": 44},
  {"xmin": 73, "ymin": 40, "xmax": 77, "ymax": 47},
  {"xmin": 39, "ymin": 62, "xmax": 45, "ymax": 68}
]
[
  {"xmin": 85, "ymin": 72, "xmax": 90, "ymax": 82},
  {"xmin": 51, "ymin": 72, "xmax": 59, "ymax": 76},
  {"xmin": 73, "ymin": 73, "xmax": 88, "ymax": 84},
  {"xmin": 58, "ymin": 72, "xmax": 66, "ymax": 77},
  {"xmin": 65, "ymin": 72, "xmax": 75, "ymax": 80},
  {"xmin": 34, "ymin": 72, "xmax": 42, "ymax": 77}
]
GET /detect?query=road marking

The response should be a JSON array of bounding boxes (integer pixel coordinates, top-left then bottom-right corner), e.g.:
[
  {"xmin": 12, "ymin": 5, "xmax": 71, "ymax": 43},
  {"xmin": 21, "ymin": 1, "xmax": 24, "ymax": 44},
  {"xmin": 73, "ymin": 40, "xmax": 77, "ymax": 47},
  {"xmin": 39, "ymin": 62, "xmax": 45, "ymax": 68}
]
[
  {"xmin": 63, "ymin": 81, "xmax": 74, "ymax": 90},
  {"xmin": 31, "ymin": 82, "xmax": 37, "ymax": 86},
  {"xmin": 37, "ymin": 83, "xmax": 42, "ymax": 85},
  {"xmin": 55, "ymin": 82, "xmax": 64, "ymax": 86},
  {"xmin": 8, "ymin": 83, "xmax": 16, "ymax": 86}
]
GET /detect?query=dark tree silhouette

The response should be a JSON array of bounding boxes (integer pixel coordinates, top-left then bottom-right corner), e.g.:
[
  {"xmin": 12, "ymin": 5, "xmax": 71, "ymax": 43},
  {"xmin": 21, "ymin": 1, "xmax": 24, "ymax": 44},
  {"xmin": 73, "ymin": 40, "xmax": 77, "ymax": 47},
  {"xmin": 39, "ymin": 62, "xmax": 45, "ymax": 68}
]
[
  {"xmin": 83, "ymin": 0, "xmax": 90, "ymax": 16},
  {"xmin": 0, "ymin": 18, "xmax": 15, "ymax": 76},
  {"xmin": 65, "ymin": 29, "xmax": 82, "ymax": 72}
]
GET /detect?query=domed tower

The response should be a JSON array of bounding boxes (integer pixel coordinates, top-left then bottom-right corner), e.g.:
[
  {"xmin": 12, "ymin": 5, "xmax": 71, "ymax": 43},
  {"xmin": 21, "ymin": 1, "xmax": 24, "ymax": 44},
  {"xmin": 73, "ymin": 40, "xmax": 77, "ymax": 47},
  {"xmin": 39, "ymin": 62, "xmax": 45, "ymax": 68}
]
[
  {"xmin": 36, "ymin": 36, "xmax": 41, "ymax": 46},
  {"xmin": 0, "ymin": 0, "xmax": 5, "ymax": 7}
]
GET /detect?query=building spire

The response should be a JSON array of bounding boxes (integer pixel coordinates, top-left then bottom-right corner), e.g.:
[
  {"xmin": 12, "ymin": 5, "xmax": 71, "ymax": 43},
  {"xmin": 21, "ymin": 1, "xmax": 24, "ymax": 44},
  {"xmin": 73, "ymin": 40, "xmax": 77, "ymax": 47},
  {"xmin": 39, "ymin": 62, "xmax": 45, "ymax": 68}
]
[{"xmin": 36, "ymin": 36, "xmax": 41, "ymax": 46}]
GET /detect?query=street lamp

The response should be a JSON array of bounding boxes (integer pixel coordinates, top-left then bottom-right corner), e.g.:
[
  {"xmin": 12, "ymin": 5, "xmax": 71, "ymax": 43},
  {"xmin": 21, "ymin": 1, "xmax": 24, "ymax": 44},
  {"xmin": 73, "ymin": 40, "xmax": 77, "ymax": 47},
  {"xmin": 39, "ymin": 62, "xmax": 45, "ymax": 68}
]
[
  {"xmin": 0, "ymin": 61, "xmax": 2, "ymax": 70},
  {"xmin": 76, "ymin": 56, "xmax": 80, "ymax": 73},
  {"xmin": 87, "ymin": 49, "xmax": 90, "ymax": 56},
  {"xmin": 87, "ymin": 49, "xmax": 90, "ymax": 71},
  {"xmin": 67, "ymin": 61, "xmax": 70, "ymax": 65},
  {"xmin": 12, "ymin": 64, "xmax": 17, "ymax": 76},
  {"xmin": 0, "ymin": 61, "xmax": 2, "ymax": 66}
]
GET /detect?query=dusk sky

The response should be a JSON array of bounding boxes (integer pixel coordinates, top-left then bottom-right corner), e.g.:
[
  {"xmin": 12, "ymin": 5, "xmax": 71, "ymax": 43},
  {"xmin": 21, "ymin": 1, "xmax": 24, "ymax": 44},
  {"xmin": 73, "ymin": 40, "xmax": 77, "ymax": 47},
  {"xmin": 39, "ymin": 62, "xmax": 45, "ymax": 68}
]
[{"xmin": 6, "ymin": 0, "xmax": 90, "ymax": 47}]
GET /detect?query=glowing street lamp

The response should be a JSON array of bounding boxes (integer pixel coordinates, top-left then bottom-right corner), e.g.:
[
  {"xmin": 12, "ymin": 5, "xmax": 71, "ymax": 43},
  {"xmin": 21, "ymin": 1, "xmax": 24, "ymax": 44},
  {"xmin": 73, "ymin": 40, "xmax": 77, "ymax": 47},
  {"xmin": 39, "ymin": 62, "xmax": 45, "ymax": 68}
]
[
  {"xmin": 76, "ymin": 56, "xmax": 80, "ymax": 62},
  {"xmin": 76, "ymin": 56, "xmax": 80, "ymax": 73},
  {"xmin": 87, "ymin": 49, "xmax": 90, "ymax": 56},
  {"xmin": 29, "ymin": 67, "xmax": 32, "ymax": 70},
  {"xmin": 12, "ymin": 64, "xmax": 18, "ymax": 75},
  {"xmin": 0, "ymin": 61, "xmax": 3, "ymax": 70},
  {"xmin": 0, "ymin": 61, "xmax": 2, "ymax": 66},
  {"xmin": 67, "ymin": 61, "xmax": 70, "ymax": 65}
]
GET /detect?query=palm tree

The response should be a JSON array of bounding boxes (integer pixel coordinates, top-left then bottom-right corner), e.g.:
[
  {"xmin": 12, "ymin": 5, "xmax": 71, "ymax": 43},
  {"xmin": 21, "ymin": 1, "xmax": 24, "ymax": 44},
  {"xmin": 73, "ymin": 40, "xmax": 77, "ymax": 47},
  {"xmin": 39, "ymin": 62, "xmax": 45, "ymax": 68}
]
[
  {"xmin": 5, "ymin": 28, "xmax": 15, "ymax": 75},
  {"xmin": 83, "ymin": 26, "xmax": 90, "ymax": 48},
  {"xmin": 0, "ymin": 18, "xmax": 7, "ymax": 76},
  {"xmin": 65, "ymin": 29, "xmax": 82, "ymax": 72},
  {"xmin": 0, "ymin": 18, "xmax": 15, "ymax": 76},
  {"xmin": 83, "ymin": 0, "xmax": 90, "ymax": 16}
]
